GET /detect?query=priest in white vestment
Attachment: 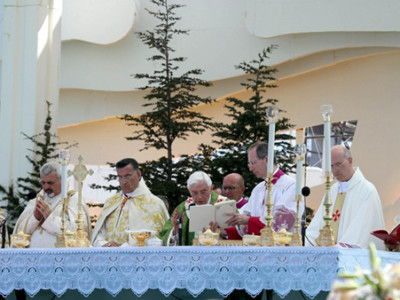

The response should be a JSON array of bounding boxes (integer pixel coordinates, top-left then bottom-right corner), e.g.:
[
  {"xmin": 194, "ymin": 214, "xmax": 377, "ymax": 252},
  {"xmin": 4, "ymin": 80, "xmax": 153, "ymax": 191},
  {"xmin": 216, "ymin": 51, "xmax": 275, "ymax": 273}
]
[
  {"xmin": 306, "ymin": 145, "xmax": 385, "ymax": 249},
  {"xmin": 13, "ymin": 162, "xmax": 91, "ymax": 248},
  {"xmin": 91, "ymin": 158, "xmax": 169, "ymax": 247},
  {"xmin": 222, "ymin": 141, "xmax": 303, "ymax": 239}
]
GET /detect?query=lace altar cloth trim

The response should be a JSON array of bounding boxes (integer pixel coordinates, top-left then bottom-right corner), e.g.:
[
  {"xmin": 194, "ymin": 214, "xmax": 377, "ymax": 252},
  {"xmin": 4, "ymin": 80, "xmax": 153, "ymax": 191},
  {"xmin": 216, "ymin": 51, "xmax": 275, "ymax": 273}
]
[{"xmin": 0, "ymin": 246, "xmax": 396, "ymax": 298}]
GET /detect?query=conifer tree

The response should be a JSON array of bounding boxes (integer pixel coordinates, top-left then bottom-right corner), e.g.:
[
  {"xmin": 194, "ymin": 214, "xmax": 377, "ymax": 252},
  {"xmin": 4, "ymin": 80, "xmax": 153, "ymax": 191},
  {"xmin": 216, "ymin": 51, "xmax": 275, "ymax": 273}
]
[
  {"xmin": 121, "ymin": 0, "xmax": 214, "ymax": 182},
  {"xmin": 0, "ymin": 101, "xmax": 75, "ymax": 229},
  {"xmin": 211, "ymin": 46, "xmax": 295, "ymax": 191}
]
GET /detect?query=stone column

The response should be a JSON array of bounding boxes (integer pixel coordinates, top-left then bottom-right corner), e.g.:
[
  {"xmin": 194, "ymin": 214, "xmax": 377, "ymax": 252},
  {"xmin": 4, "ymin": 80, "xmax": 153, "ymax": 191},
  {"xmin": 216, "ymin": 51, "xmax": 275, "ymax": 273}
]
[{"xmin": 0, "ymin": 0, "xmax": 62, "ymax": 188}]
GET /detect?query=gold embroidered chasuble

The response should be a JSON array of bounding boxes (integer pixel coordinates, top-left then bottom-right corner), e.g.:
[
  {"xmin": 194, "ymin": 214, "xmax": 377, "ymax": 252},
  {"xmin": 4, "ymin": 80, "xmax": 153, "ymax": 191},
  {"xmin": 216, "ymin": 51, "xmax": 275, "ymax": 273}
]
[{"xmin": 91, "ymin": 180, "xmax": 169, "ymax": 247}]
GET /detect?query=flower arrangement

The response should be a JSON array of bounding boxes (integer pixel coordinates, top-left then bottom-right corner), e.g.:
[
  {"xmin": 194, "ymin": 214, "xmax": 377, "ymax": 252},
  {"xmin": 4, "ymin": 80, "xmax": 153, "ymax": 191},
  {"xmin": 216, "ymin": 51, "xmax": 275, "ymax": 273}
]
[{"xmin": 328, "ymin": 244, "xmax": 400, "ymax": 300}]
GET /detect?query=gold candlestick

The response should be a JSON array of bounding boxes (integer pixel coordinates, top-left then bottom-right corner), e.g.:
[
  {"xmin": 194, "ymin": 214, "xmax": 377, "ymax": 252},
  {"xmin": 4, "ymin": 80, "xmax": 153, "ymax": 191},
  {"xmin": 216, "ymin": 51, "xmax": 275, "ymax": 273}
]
[
  {"xmin": 55, "ymin": 149, "xmax": 70, "ymax": 248},
  {"xmin": 290, "ymin": 144, "xmax": 306, "ymax": 246},
  {"xmin": 316, "ymin": 172, "xmax": 335, "ymax": 246},
  {"xmin": 315, "ymin": 105, "xmax": 335, "ymax": 247},
  {"xmin": 68, "ymin": 155, "xmax": 93, "ymax": 247},
  {"xmin": 290, "ymin": 194, "xmax": 302, "ymax": 246},
  {"xmin": 259, "ymin": 173, "xmax": 275, "ymax": 246}
]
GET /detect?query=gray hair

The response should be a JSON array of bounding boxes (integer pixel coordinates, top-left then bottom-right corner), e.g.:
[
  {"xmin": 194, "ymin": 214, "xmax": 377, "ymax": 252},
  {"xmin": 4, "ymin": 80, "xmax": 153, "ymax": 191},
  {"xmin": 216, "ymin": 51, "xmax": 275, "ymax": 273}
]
[
  {"xmin": 343, "ymin": 146, "xmax": 352, "ymax": 159},
  {"xmin": 40, "ymin": 162, "xmax": 62, "ymax": 178},
  {"xmin": 332, "ymin": 144, "xmax": 352, "ymax": 159},
  {"xmin": 187, "ymin": 171, "xmax": 212, "ymax": 189}
]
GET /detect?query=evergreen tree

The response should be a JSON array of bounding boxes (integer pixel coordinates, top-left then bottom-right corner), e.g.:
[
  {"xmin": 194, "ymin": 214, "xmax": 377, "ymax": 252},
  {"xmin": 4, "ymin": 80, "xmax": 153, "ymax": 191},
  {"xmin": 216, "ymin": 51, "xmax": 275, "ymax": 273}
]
[
  {"xmin": 0, "ymin": 101, "xmax": 75, "ymax": 230},
  {"xmin": 211, "ymin": 46, "xmax": 295, "ymax": 192},
  {"xmin": 119, "ymin": 0, "xmax": 214, "ymax": 211},
  {"xmin": 121, "ymin": 0, "xmax": 214, "ymax": 182}
]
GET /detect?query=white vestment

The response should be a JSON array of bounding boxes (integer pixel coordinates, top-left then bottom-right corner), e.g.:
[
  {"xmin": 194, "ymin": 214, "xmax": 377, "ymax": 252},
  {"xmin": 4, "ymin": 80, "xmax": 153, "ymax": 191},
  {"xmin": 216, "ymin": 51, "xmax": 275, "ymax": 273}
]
[
  {"xmin": 305, "ymin": 168, "xmax": 385, "ymax": 249},
  {"xmin": 91, "ymin": 179, "xmax": 169, "ymax": 247},
  {"xmin": 240, "ymin": 173, "xmax": 303, "ymax": 232},
  {"xmin": 13, "ymin": 190, "xmax": 91, "ymax": 248}
]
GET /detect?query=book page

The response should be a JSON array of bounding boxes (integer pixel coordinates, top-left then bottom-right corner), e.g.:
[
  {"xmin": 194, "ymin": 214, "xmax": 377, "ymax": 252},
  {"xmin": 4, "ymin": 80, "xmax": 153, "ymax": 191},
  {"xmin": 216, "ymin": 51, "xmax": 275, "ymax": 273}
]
[
  {"xmin": 214, "ymin": 200, "xmax": 236, "ymax": 228},
  {"xmin": 189, "ymin": 204, "xmax": 215, "ymax": 232}
]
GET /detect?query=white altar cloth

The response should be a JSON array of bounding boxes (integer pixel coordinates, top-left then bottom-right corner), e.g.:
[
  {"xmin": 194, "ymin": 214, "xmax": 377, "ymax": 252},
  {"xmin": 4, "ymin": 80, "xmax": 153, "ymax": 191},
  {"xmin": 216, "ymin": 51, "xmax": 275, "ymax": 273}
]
[{"xmin": 0, "ymin": 246, "xmax": 399, "ymax": 299}]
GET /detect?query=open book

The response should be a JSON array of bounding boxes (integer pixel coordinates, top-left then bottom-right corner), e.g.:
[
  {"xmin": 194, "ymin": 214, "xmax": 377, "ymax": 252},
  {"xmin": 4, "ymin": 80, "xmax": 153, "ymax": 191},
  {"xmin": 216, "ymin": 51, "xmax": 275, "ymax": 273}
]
[{"xmin": 189, "ymin": 200, "xmax": 236, "ymax": 232}]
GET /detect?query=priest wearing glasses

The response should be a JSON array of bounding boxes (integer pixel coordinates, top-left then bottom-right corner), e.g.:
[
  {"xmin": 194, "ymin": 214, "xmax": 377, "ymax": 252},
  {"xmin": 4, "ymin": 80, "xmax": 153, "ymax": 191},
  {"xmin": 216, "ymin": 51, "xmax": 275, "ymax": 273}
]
[{"xmin": 306, "ymin": 145, "xmax": 385, "ymax": 249}]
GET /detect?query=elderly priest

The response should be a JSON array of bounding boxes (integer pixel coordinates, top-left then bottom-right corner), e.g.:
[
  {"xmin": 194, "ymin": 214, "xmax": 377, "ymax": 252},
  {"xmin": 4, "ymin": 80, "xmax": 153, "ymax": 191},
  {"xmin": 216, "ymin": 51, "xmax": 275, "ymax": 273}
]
[
  {"xmin": 160, "ymin": 171, "xmax": 230, "ymax": 246},
  {"xmin": 13, "ymin": 162, "xmax": 91, "ymax": 248},
  {"xmin": 306, "ymin": 145, "xmax": 385, "ymax": 249}
]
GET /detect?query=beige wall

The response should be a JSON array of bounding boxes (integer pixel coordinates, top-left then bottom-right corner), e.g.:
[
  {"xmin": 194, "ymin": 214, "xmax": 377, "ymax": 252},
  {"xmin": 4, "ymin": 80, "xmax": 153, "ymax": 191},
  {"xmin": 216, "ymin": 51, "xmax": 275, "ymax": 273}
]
[{"xmin": 59, "ymin": 51, "xmax": 400, "ymax": 230}]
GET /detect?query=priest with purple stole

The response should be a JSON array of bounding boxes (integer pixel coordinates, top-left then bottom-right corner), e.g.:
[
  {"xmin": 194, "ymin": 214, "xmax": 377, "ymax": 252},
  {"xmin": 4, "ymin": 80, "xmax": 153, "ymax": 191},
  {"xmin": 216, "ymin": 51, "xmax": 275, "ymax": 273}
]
[
  {"xmin": 222, "ymin": 173, "xmax": 247, "ymax": 212},
  {"xmin": 222, "ymin": 141, "xmax": 301, "ymax": 239},
  {"xmin": 306, "ymin": 145, "xmax": 385, "ymax": 249}
]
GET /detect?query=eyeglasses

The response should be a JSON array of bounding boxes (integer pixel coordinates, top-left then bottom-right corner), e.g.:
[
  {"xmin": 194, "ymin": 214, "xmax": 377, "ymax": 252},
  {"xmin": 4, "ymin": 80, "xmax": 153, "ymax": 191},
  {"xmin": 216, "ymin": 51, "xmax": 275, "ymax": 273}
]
[
  {"xmin": 222, "ymin": 186, "xmax": 238, "ymax": 191},
  {"xmin": 248, "ymin": 159, "xmax": 260, "ymax": 167},
  {"xmin": 331, "ymin": 161, "xmax": 345, "ymax": 170}
]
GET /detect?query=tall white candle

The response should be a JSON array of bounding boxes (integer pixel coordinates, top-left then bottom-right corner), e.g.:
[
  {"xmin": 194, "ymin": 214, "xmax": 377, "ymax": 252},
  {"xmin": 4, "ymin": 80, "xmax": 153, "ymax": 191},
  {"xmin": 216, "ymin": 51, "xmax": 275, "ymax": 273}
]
[
  {"xmin": 267, "ymin": 121, "xmax": 275, "ymax": 174},
  {"xmin": 61, "ymin": 163, "xmax": 67, "ymax": 198},
  {"xmin": 295, "ymin": 158, "xmax": 303, "ymax": 196},
  {"xmin": 324, "ymin": 119, "xmax": 331, "ymax": 172}
]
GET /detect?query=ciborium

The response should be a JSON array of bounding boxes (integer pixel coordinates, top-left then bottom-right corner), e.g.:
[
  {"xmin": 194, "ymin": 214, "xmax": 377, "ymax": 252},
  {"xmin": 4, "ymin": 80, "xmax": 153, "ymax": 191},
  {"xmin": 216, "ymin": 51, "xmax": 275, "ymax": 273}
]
[
  {"xmin": 198, "ymin": 228, "xmax": 219, "ymax": 246},
  {"xmin": 11, "ymin": 231, "xmax": 31, "ymax": 248},
  {"xmin": 274, "ymin": 228, "xmax": 292, "ymax": 246},
  {"xmin": 242, "ymin": 234, "xmax": 260, "ymax": 246}
]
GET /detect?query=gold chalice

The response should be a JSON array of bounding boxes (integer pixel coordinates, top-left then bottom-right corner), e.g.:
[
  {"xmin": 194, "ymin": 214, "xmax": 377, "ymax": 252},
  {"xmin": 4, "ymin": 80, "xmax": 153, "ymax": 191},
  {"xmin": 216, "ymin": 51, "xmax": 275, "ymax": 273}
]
[
  {"xmin": 198, "ymin": 228, "xmax": 219, "ymax": 246},
  {"xmin": 243, "ymin": 234, "xmax": 260, "ymax": 246},
  {"xmin": 11, "ymin": 231, "xmax": 31, "ymax": 248},
  {"xmin": 274, "ymin": 228, "xmax": 292, "ymax": 246},
  {"xmin": 127, "ymin": 230, "xmax": 155, "ymax": 247}
]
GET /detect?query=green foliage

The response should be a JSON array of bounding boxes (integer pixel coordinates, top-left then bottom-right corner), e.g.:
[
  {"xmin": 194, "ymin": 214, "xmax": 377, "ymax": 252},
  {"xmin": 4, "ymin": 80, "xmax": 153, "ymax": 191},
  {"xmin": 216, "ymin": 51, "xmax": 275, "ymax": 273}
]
[
  {"xmin": 211, "ymin": 46, "xmax": 295, "ymax": 192},
  {"xmin": 121, "ymin": 0, "xmax": 214, "ymax": 182},
  {"xmin": 139, "ymin": 145, "xmax": 213, "ymax": 213},
  {"xmin": 0, "ymin": 101, "xmax": 76, "ymax": 231}
]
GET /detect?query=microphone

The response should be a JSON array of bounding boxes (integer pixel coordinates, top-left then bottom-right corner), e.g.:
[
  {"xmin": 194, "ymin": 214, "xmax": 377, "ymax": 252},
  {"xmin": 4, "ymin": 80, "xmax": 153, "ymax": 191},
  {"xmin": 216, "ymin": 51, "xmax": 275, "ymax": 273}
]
[
  {"xmin": 26, "ymin": 189, "xmax": 38, "ymax": 200},
  {"xmin": 300, "ymin": 186, "xmax": 310, "ymax": 246},
  {"xmin": 301, "ymin": 186, "xmax": 311, "ymax": 197}
]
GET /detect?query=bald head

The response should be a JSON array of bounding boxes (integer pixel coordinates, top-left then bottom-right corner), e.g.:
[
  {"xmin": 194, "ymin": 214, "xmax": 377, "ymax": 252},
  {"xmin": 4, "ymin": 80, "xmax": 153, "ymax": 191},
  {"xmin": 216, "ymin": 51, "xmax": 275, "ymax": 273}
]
[
  {"xmin": 222, "ymin": 173, "xmax": 245, "ymax": 201},
  {"xmin": 331, "ymin": 145, "xmax": 354, "ymax": 182}
]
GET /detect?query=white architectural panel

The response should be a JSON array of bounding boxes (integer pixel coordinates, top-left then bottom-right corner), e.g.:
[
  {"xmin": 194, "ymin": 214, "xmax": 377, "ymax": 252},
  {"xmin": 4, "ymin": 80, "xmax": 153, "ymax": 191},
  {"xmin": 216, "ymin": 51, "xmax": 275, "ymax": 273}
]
[
  {"xmin": 61, "ymin": 0, "xmax": 138, "ymax": 44},
  {"xmin": 246, "ymin": 0, "xmax": 400, "ymax": 38}
]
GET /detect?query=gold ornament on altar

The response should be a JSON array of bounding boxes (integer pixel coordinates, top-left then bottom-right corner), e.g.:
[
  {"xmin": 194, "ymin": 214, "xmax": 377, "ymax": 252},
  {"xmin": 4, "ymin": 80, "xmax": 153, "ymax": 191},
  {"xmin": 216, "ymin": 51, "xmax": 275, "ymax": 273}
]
[
  {"xmin": 242, "ymin": 234, "xmax": 260, "ymax": 246},
  {"xmin": 127, "ymin": 230, "xmax": 155, "ymax": 247},
  {"xmin": 68, "ymin": 155, "xmax": 93, "ymax": 248},
  {"xmin": 316, "ymin": 104, "xmax": 335, "ymax": 247},
  {"xmin": 274, "ymin": 228, "xmax": 292, "ymax": 246},
  {"xmin": 290, "ymin": 144, "xmax": 307, "ymax": 247},
  {"xmin": 11, "ymin": 231, "xmax": 31, "ymax": 248},
  {"xmin": 55, "ymin": 149, "xmax": 71, "ymax": 248},
  {"xmin": 259, "ymin": 106, "xmax": 279, "ymax": 247},
  {"xmin": 198, "ymin": 227, "xmax": 219, "ymax": 246}
]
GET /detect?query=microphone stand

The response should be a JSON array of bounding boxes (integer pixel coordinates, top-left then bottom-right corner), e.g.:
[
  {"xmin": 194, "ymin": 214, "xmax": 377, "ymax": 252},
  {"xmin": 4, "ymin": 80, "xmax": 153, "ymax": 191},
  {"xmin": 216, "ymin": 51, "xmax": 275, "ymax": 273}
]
[
  {"xmin": 301, "ymin": 186, "xmax": 311, "ymax": 246},
  {"xmin": 1, "ymin": 216, "xmax": 10, "ymax": 249},
  {"xmin": 178, "ymin": 213, "xmax": 182, "ymax": 246}
]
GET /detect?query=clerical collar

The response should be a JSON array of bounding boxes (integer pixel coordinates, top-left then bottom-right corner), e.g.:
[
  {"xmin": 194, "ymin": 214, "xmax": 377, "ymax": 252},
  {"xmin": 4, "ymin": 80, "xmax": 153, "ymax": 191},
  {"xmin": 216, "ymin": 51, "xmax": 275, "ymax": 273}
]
[{"xmin": 338, "ymin": 181, "xmax": 350, "ymax": 194}]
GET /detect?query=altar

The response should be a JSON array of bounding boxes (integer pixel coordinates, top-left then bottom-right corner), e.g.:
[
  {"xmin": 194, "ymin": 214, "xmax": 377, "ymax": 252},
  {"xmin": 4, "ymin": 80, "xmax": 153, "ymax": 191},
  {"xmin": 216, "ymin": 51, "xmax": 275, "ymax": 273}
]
[{"xmin": 1, "ymin": 246, "xmax": 399, "ymax": 299}]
